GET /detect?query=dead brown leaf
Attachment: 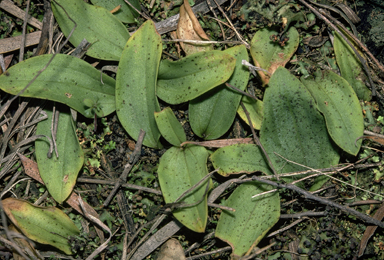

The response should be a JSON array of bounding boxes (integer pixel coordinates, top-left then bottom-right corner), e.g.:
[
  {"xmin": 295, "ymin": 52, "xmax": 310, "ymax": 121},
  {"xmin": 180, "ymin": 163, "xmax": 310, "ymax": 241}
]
[
  {"xmin": 18, "ymin": 154, "xmax": 105, "ymax": 242},
  {"xmin": 176, "ymin": 0, "xmax": 213, "ymax": 55},
  {"xmin": 157, "ymin": 238, "xmax": 187, "ymax": 260}
]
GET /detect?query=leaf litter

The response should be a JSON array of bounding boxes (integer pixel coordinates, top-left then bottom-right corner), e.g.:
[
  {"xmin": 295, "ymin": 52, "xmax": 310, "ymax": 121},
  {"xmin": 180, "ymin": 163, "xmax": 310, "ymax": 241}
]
[{"xmin": 0, "ymin": 0, "xmax": 384, "ymax": 259}]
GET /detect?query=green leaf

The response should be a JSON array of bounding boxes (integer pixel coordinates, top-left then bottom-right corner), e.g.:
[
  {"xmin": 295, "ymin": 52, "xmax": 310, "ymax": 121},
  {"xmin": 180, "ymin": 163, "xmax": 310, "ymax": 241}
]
[
  {"xmin": 116, "ymin": 20, "xmax": 162, "ymax": 148},
  {"xmin": 157, "ymin": 50, "xmax": 236, "ymax": 104},
  {"xmin": 237, "ymin": 96, "xmax": 264, "ymax": 130},
  {"xmin": 35, "ymin": 105, "xmax": 84, "ymax": 203},
  {"xmin": 52, "ymin": 0, "xmax": 130, "ymax": 60},
  {"xmin": 301, "ymin": 70, "xmax": 364, "ymax": 155},
  {"xmin": 250, "ymin": 26, "xmax": 299, "ymax": 85},
  {"xmin": 333, "ymin": 32, "xmax": 371, "ymax": 100},
  {"xmin": 158, "ymin": 146, "xmax": 209, "ymax": 232},
  {"xmin": 2, "ymin": 198, "xmax": 80, "ymax": 255},
  {"xmin": 189, "ymin": 45, "xmax": 249, "ymax": 139},
  {"xmin": 260, "ymin": 67, "xmax": 339, "ymax": 186},
  {"xmin": 0, "ymin": 54, "xmax": 116, "ymax": 118},
  {"xmin": 215, "ymin": 182, "xmax": 280, "ymax": 257},
  {"xmin": 91, "ymin": 0, "xmax": 140, "ymax": 23},
  {"xmin": 210, "ymin": 143, "xmax": 272, "ymax": 176},
  {"xmin": 154, "ymin": 107, "xmax": 186, "ymax": 146}
]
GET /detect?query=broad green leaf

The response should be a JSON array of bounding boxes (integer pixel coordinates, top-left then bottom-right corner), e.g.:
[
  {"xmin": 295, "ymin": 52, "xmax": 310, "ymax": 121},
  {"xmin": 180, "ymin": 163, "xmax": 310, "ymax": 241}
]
[
  {"xmin": 250, "ymin": 26, "xmax": 299, "ymax": 85},
  {"xmin": 2, "ymin": 198, "xmax": 80, "ymax": 255},
  {"xmin": 215, "ymin": 182, "xmax": 280, "ymax": 257},
  {"xmin": 155, "ymin": 107, "xmax": 186, "ymax": 146},
  {"xmin": 158, "ymin": 146, "xmax": 209, "ymax": 232},
  {"xmin": 237, "ymin": 96, "xmax": 264, "ymax": 130},
  {"xmin": 116, "ymin": 21, "xmax": 162, "ymax": 148},
  {"xmin": 189, "ymin": 45, "xmax": 249, "ymax": 139},
  {"xmin": 35, "ymin": 105, "xmax": 84, "ymax": 203},
  {"xmin": 157, "ymin": 50, "xmax": 236, "ymax": 104},
  {"xmin": 301, "ymin": 70, "xmax": 364, "ymax": 155},
  {"xmin": 52, "ymin": 0, "xmax": 130, "ymax": 60},
  {"xmin": 333, "ymin": 32, "xmax": 371, "ymax": 100},
  {"xmin": 91, "ymin": 0, "xmax": 140, "ymax": 23},
  {"xmin": 210, "ymin": 143, "xmax": 272, "ymax": 176},
  {"xmin": 260, "ymin": 67, "xmax": 339, "ymax": 187},
  {"xmin": 0, "ymin": 54, "xmax": 115, "ymax": 118}
]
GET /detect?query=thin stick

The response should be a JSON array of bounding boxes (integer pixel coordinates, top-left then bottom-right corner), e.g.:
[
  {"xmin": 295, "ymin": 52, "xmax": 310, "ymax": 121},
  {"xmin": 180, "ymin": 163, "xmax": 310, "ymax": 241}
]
[
  {"xmin": 211, "ymin": 0, "xmax": 249, "ymax": 48},
  {"xmin": 296, "ymin": 0, "xmax": 379, "ymax": 97},
  {"xmin": 123, "ymin": 0, "xmax": 151, "ymax": 21},
  {"xmin": 226, "ymin": 82, "xmax": 259, "ymax": 101},
  {"xmin": 19, "ymin": 0, "xmax": 31, "ymax": 62},
  {"xmin": 103, "ymin": 130, "xmax": 145, "ymax": 207},
  {"xmin": 240, "ymin": 102, "xmax": 279, "ymax": 180},
  {"xmin": 250, "ymin": 175, "xmax": 384, "ymax": 228}
]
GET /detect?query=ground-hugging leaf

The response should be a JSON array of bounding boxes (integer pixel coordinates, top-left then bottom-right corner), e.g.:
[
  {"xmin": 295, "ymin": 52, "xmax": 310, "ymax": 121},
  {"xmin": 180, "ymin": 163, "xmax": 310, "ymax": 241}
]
[
  {"xmin": 260, "ymin": 67, "xmax": 340, "ymax": 188},
  {"xmin": 2, "ymin": 198, "xmax": 80, "ymax": 255},
  {"xmin": 237, "ymin": 95, "xmax": 264, "ymax": 130},
  {"xmin": 157, "ymin": 50, "xmax": 236, "ymax": 104},
  {"xmin": 35, "ymin": 105, "xmax": 84, "ymax": 203},
  {"xmin": 210, "ymin": 143, "xmax": 272, "ymax": 176},
  {"xmin": 189, "ymin": 45, "xmax": 249, "ymax": 139},
  {"xmin": 215, "ymin": 182, "xmax": 280, "ymax": 257},
  {"xmin": 116, "ymin": 20, "xmax": 162, "ymax": 148},
  {"xmin": 158, "ymin": 146, "xmax": 209, "ymax": 232},
  {"xmin": 0, "ymin": 54, "xmax": 116, "ymax": 118},
  {"xmin": 91, "ymin": 0, "xmax": 140, "ymax": 23},
  {"xmin": 154, "ymin": 107, "xmax": 186, "ymax": 146},
  {"xmin": 250, "ymin": 26, "xmax": 299, "ymax": 85},
  {"xmin": 301, "ymin": 70, "xmax": 364, "ymax": 155},
  {"xmin": 333, "ymin": 32, "xmax": 371, "ymax": 101},
  {"xmin": 52, "ymin": 0, "xmax": 130, "ymax": 60}
]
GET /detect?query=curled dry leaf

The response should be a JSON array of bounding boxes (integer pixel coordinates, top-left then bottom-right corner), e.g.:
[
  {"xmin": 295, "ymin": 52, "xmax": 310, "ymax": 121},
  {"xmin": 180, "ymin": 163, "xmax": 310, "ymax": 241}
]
[{"xmin": 176, "ymin": 0, "xmax": 213, "ymax": 55}]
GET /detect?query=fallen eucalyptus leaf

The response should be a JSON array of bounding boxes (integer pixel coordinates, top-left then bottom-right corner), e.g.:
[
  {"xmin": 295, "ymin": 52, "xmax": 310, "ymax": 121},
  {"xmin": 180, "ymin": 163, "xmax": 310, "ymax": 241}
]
[
  {"xmin": 52, "ymin": 0, "xmax": 130, "ymax": 60},
  {"xmin": 116, "ymin": 20, "xmax": 162, "ymax": 148},
  {"xmin": 176, "ymin": 0, "xmax": 213, "ymax": 55},
  {"xmin": 0, "ymin": 54, "xmax": 116, "ymax": 118},
  {"xmin": 2, "ymin": 198, "xmax": 79, "ymax": 255},
  {"xmin": 157, "ymin": 50, "xmax": 236, "ymax": 104}
]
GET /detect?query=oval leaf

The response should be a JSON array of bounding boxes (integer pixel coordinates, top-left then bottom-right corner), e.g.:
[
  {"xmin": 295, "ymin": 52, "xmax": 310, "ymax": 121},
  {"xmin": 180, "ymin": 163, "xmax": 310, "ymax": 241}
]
[
  {"xmin": 237, "ymin": 96, "xmax": 264, "ymax": 130},
  {"xmin": 260, "ymin": 67, "xmax": 339, "ymax": 188},
  {"xmin": 215, "ymin": 182, "xmax": 280, "ymax": 257},
  {"xmin": 189, "ymin": 45, "xmax": 249, "ymax": 139},
  {"xmin": 158, "ymin": 146, "xmax": 209, "ymax": 232},
  {"xmin": 301, "ymin": 70, "xmax": 364, "ymax": 155},
  {"xmin": 333, "ymin": 32, "xmax": 371, "ymax": 100},
  {"xmin": 35, "ymin": 105, "xmax": 84, "ymax": 203},
  {"xmin": 210, "ymin": 143, "xmax": 272, "ymax": 176},
  {"xmin": 116, "ymin": 20, "xmax": 162, "ymax": 148},
  {"xmin": 0, "ymin": 54, "xmax": 116, "ymax": 118},
  {"xmin": 52, "ymin": 0, "xmax": 130, "ymax": 60},
  {"xmin": 155, "ymin": 107, "xmax": 187, "ymax": 146},
  {"xmin": 157, "ymin": 50, "xmax": 236, "ymax": 104},
  {"xmin": 2, "ymin": 198, "xmax": 80, "ymax": 255},
  {"xmin": 250, "ymin": 26, "xmax": 299, "ymax": 85},
  {"xmin": 91, "ymin": 0, "xmax": 140, "ymax": 23}
]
